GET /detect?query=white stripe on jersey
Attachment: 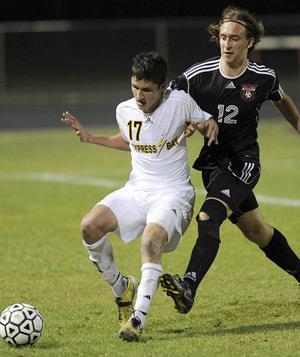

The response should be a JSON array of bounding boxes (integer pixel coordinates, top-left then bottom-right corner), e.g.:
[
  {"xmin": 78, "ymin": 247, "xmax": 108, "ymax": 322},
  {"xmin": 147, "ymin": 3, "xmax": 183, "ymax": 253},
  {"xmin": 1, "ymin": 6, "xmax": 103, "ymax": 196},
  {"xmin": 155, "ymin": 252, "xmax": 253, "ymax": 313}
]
[
  {"xmin": 184, "ymin": 59, "xmax": 219, "ymax": 79},
  {"xmin": 185, "ymin": 58, "xmax": 219, "ymax": 71},
  {"xmin": 183, "ymin": 59, "xmax": 219, "ymax": 93},
  {"xmin": 247, "ymin": 62, "xmax": 275, "ymax": 78},
  {"xmin": 185, "ymin": 59, "xmax": 277, "ymax": 81}
]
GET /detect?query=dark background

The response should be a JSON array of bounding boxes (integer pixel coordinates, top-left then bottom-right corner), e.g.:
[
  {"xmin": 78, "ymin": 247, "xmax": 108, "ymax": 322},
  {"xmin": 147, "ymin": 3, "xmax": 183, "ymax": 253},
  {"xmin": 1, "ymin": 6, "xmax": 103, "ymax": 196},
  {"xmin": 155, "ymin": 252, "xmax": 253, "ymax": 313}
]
[
  {"xmin": 0, "ymin": 1, "xmax": 300, "ymax": 21},
  {"xmin": 0, "ymin": 1, "xmax": 299, "ymax": 129}
]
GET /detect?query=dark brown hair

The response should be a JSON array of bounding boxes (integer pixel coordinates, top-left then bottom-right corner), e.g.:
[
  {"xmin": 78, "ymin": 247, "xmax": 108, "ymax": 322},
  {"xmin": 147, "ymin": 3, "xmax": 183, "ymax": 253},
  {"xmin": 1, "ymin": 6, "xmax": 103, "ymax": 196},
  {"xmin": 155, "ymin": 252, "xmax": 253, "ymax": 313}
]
[{"xmin": 132, "ymin": 51, "xmax": 167, "ymax": 85}]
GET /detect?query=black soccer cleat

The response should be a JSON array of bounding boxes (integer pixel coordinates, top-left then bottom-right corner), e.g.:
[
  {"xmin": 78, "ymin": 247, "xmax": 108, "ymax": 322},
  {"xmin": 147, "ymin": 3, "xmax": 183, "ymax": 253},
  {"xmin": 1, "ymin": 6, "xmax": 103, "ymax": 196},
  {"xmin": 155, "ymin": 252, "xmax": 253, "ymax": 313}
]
[{"xmin": 160, "ymin": 273, "xmax": 194, "ymax": 314}]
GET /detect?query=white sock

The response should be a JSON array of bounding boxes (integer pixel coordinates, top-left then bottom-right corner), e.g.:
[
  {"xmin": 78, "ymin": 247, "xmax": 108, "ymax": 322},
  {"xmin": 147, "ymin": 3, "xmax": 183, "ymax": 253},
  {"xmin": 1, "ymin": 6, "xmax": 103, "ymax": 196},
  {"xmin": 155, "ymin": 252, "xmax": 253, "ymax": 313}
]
[
  {"xmin": 83, "ymin": 237, "xmax": 127, "ymax": 297},
  {"xmin": 133, "ymin": 262, "xmax": 163, "ymax": 327}
]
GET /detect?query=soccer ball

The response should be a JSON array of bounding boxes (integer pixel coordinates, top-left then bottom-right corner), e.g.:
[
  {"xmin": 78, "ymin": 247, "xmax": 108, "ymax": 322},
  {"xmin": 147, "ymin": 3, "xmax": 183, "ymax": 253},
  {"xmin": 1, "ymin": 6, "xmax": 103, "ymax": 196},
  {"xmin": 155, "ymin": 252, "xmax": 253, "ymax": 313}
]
[{"xmin": 0, "ymin": 303, "xmax": 44, "ymax": 348}]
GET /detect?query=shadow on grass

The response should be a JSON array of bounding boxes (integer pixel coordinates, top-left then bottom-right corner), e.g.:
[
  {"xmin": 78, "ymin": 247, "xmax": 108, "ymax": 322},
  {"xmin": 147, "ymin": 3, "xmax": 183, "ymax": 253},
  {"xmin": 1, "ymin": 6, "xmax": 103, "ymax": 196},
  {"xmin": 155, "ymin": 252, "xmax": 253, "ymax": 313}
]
[
  {"xmin": 31, "ymin": 342, "xmax": 65, "ymax": 350},
  {"xmin": 157, "ymin": 321, "xmax": 300, "ymax": 340},
  {"xmin": 156, "ymin": 299, "xmax": 300, "ymax": 341},
  {"xmin": 205, "ymin": 321, "xmax": 300, "ymax": 336}
]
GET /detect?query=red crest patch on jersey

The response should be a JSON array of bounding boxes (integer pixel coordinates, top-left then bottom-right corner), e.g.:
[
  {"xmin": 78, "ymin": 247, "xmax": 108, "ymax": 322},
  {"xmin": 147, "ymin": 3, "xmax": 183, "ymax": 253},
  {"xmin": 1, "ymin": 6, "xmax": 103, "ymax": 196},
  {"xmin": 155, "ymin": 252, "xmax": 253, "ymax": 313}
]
[{"xmin": 240, "ymin": 84, "xmax": 257, "ymax": 101}]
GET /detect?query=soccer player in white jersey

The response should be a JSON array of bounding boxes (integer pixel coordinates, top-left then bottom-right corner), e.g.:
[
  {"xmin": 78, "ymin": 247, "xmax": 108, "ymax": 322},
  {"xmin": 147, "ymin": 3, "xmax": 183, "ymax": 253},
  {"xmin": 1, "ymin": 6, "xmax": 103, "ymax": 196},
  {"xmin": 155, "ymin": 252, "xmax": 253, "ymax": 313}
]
[{"xmin": 61, "ymin": 51, "xmax": 218, "ymax": 342}]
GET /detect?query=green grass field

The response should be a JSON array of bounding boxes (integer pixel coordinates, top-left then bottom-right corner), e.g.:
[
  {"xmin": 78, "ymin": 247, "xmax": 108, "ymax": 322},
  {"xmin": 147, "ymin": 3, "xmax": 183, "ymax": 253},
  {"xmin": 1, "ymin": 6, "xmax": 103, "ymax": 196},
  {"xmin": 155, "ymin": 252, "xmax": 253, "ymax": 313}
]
[{"xmin": 0, "ymin": 120, "xmax": 299, "ymax": 356}]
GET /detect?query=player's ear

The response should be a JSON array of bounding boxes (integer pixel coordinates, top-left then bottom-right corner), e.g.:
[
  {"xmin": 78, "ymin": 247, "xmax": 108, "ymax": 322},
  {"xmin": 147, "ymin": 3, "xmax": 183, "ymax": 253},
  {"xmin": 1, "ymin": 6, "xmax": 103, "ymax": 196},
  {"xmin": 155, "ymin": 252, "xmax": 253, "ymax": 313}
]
[{"xmin": 247, "ymin": 37, "xmax": 255, "ymax": 49}]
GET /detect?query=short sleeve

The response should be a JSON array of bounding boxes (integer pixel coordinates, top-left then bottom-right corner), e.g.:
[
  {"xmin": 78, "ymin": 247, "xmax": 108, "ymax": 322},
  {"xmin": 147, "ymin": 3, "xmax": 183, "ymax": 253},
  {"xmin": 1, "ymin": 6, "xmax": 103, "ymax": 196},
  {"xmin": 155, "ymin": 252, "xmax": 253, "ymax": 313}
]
[
  {"xmin": 116, "ymin": 104, "xmax": 129, "ymax": 142},
  {"xmin": 267, "ymin": 76, "xmax": 285, "ymax": 102},
  {"xmin": 187, "ymin": 94, "xmax": 212, "ymax": 123}
]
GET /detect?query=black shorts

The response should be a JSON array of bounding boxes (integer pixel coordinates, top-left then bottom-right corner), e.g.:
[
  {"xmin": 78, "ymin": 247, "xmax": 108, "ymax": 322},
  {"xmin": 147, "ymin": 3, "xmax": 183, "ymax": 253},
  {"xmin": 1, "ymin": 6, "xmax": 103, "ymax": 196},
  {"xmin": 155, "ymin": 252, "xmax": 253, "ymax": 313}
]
[{"xmin": 201, "ymin": 158, "xmax": 260, "ymax": 223}]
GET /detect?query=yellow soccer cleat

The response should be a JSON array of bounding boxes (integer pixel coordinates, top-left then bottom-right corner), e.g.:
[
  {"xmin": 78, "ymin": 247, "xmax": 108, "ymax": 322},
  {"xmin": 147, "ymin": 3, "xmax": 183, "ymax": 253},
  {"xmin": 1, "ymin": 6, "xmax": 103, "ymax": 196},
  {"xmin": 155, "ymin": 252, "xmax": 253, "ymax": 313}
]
[
  {"xmin": 160, "ymin": 273, "xmax": 194, "ymax": 314},
  {"xmin": 115, "ymin": 276, "xmax": 138, "ymax": 326},
  {"xmin": 119, "ymin": 317, "xmax": 143, "ymax": 342}
]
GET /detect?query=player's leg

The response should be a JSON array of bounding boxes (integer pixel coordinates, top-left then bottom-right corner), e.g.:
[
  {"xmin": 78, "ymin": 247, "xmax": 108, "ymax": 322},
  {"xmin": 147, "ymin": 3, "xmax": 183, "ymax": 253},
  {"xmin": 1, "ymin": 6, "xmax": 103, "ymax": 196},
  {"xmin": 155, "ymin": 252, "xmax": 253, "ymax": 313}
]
[
  {"xmin": 183, "ymin": 197, "xmax": 229, "ymax": 289},
  {"xmin": 82, "ymin": 188, "xmax": 144, "ymax": 327},
  {"xmin": 161, "ymin": 197, "xmax": 229, "ymax": 313},
  {"xmin": 81, "ymin": 204, "xmax": 128, "ymax": 295},
  {"xmin": 161, "ymin": 168, "xmax": 243, "ymax": 313},
  {"xmin": 160, "ymin": 164, "xmax": 261, "ymax": 313},
  {"xmin": 236, "ymin": 207, "xmax": 300, "ymax": 283},
  {"xmin": 120, "ymin": 188, "xmax": 194, "ymax": 341},
  {"xmin": 119, "ymin": 223, "xmax": 167, "ymax": 342}
]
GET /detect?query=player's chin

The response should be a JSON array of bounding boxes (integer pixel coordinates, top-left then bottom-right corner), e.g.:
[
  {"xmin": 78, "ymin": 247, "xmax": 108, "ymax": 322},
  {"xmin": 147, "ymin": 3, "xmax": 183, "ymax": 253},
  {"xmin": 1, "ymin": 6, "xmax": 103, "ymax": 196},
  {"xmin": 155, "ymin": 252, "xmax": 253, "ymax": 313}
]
[{"xmin": 136, "ymin": 101, "xmax": 145, "ymax": 110}]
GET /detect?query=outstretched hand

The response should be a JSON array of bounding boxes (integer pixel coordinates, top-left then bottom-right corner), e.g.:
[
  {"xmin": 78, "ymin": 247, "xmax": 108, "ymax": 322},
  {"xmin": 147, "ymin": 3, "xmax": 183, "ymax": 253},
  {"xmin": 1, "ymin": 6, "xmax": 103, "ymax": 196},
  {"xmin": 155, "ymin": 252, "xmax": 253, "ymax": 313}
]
[{"xmin": 61, "ymin": 111, "xmax": 91, "ymax": 143}]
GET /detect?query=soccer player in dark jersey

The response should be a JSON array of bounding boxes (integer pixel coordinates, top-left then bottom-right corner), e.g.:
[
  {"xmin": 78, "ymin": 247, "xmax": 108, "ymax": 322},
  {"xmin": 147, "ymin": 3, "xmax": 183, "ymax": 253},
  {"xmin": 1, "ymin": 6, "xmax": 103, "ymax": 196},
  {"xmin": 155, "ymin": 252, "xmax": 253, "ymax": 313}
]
[{"xmin": 160, "ymin": 6, "xmax": 300, "ymax": 314}]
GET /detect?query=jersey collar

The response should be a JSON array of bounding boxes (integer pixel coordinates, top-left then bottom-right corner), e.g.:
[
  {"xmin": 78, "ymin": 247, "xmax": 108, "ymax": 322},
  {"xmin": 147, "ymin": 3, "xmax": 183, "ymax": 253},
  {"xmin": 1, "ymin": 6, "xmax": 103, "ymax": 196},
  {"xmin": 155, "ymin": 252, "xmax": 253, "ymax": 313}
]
[{"xmin": 219, "ymin": 59, "xmax": 248, "ymax": 79}]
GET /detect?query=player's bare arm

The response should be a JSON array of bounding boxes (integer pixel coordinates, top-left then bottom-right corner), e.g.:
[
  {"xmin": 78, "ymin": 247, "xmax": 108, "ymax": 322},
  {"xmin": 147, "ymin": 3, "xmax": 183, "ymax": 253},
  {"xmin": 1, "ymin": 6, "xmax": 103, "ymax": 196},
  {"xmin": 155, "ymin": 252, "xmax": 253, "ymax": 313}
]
[
  {"xmin": 273, "ymin": 95, "xmax": 300, "ymax": 133},
  {"xmin": 61, "ymin": 111, "xmax": 130, "ymax": 151}
]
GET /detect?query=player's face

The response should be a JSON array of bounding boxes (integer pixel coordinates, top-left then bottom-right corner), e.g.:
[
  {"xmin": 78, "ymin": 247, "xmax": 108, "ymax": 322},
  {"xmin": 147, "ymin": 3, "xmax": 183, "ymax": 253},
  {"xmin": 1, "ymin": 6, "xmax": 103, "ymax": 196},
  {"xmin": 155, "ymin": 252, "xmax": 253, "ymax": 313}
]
[
  {"xmin": 219, "ymin": 21, "xmax": 254, "ymax": 67},
  {"xmin": 131, "ymin": 76, "xmax": 165, "ymax": 114}
]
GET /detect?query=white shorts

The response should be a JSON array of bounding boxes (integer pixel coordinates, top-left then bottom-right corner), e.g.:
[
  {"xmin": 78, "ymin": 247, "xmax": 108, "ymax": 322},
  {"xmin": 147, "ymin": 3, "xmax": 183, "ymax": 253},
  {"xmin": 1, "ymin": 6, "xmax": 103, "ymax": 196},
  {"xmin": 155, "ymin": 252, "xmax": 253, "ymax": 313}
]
[{"xmin": 97, "ymin": 184, "xmax": 195, "ymax": 252}]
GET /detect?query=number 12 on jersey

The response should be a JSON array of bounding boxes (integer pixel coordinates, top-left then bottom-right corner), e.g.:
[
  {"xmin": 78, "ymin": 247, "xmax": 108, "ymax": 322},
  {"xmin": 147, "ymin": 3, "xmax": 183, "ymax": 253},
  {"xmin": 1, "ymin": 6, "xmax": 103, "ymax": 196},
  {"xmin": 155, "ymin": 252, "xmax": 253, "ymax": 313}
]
[{"xmin": 217, "ymin": 104, "xmax": 238, "ymax": 124}]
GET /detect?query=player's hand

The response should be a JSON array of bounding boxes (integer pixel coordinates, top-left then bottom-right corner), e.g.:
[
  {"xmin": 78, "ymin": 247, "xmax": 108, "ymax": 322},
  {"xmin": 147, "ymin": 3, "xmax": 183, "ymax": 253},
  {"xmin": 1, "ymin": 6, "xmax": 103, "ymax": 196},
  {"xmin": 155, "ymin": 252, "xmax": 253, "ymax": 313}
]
[
  {"xmin": 61, "ymin": 111, "xmax": 91, "ymax": 143},
  {"xmin": 194, "ymin": 118, "xmax": 219, "ymax": 146},
  {"xmin": 184, "ymin": 123, "xmax": 197, "ymax": 137}
]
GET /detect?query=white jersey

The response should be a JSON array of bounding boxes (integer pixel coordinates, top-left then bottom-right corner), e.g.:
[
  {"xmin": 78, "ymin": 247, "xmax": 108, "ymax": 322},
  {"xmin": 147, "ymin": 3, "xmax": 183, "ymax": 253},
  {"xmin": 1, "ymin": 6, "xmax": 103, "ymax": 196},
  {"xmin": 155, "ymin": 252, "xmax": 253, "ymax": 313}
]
[{"xmin": 116, "ymin": 89, "xmax": 212, "ymax": 191}]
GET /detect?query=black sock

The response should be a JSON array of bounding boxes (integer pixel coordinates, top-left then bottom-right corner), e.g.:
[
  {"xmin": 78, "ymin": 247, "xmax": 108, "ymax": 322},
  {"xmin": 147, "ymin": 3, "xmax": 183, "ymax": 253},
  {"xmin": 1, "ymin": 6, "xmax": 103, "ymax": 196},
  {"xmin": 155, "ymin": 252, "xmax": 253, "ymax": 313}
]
[
  {"xmin": 183, "ymin": 199, "xmax": 227, "ymax": 296},
  {"xmin": 261, "ymin": 227, "xmax": 300, "ymax": 282},
  {"xmin": 184, "ymin": 224, "xmax": 220, "ymax": 296}
]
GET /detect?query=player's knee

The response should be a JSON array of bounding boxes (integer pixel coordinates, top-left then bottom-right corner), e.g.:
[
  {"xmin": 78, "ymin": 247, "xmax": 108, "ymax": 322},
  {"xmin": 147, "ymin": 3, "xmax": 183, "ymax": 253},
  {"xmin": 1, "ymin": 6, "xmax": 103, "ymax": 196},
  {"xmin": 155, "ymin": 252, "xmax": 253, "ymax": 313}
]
[
  {"xmin": 198, "ymin": 211, "xmax": 210, "ymax": 221},
  {"xmin": 196, "ymin": 199, "xmax": 228, "ymax": 243},
  {"xmin": 80, "ymin": 215, "xmax": 105, "ymax": 243},
  {"xmin": 80, "ymin": 215, "xmax": 91, "ymax": 234},
  {"xmin": 141, "ymin": 238, "xmax": 161, "ymax": 258},
  {"xmin": 198, "ymin": 199, "xmax": 227, "ymax": 225},
  {"xmin": 141, "ymin": 230, "xmax": 166, "ymax": 258}
]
